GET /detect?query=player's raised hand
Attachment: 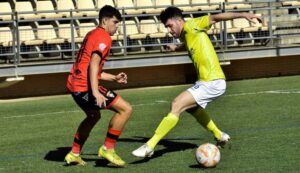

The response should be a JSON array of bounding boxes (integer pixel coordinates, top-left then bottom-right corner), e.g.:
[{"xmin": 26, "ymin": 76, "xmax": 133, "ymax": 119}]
[
  {"xmin": 243, "ymin": 13, "xmax": 262, "ymax": 24},
  {"xmin": 165, "ymin": 44, "xmax": 177, "ymax": 52},
  {"xmin": 116, "ymin": 72, "xmax": 127, "ymax": 84}
]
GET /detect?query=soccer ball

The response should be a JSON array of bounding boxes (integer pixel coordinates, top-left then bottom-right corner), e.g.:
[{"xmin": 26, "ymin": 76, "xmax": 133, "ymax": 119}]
[{"xmin": 195, "ymin": 143, "xmax": 220, "ymax": 168}]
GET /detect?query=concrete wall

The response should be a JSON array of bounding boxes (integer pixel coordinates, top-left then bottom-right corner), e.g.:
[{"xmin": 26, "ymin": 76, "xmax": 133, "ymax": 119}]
[{"xmin": 0, "ymin": 55, "xmax": 300, "ymax": 99}]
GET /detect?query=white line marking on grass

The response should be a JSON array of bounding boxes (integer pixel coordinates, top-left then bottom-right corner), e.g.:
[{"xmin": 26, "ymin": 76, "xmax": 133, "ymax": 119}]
[
  {"xmin": 2, "ymin": 89, "xmax": 300, "ymax": 119},
  {"xmin": 225, "ymin": 89, "xmax": 300, "ymax": 97},
  {"xmin": 2, "ymin": 100, "xmax": 169, "ymax": 119},
  {"xmin": 2, "ymin": 110, "xmax": 80, "ymax": 119},
  {"xmin": 133, "ymin": 100, "xmax": 168, "ymax": 107}
]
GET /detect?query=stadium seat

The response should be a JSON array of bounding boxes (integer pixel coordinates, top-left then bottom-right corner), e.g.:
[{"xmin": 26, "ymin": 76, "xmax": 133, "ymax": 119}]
[
  {"xmin": 119, "ymin": 20, "xmax": 146, "ymax": 39},
  {"xmin": 233, "ymin": 18, "xmax": 259, "ymax": 32},
  {"xmin": 191, "ymin": 0, "xmax": 218, "ymax": 11},
  {"xmin": 115, "ymin": 0, "xmax": 143, "ymax": 15},
  {"xmin": 209, "ymin": 0, "xmax": 224, "ymax": 6},
  {"xmin": 37, "ymin": 25, "xmax": 65, "ymax": 44},
  {"xmin": 76, "ymin": 22, "xmax": 96, "ymax": 42},
  {"xmin": 136, "ymin": 0, "xmax": 157, "ymax": 14},
  {"xmin": 140, "ymin": 19, "xmax": 167, "ymax": 38},
  {"xmin": 97, "ymin": 0, "xmax": 115, "ymax": 9},
  {"xmin": 76, "ymin": 0, "xmax": 98, "ymax": 17},
  {"xmin": 173, "ymin": 0, "xmax": 193, "ymax": 12},
  {"xmin": 36, "ymin": 0, "xmax": 61, "ymax": 19},
  {"xmin": 210, "ymin": 0, "xmax": 237, "ymax": 9},
  {"xmin": 152, "ymin": 0, "xmax": 172, "ymax": 13},
  {"xmin": 282, "ymin": 1, "xmax": 300, "ymax": 6},
  {"xmin": 18, "ymin": 26, "xmax": 43, "ymax": 45},
  {"xmin": 214, "ymin": 20, "xmax": 240, "ymax": 33},
  {"xmin": 0, "ymin": 2, "xmax": 13, "ymax": 21},
  {"xmin": 15, "ymin": 1, "xmax": 40, "ymax": 20},
  {"xmin": 227, "ymin": 0, "xmax": 251, "ymax": 9},
  {"xmin": 0, "ymin": 27, "xmax": 13, "ymax": 47},
  {"xmin": 57, "ymin": 0, "xmax": 76, "ymax": 18},
  {"xmin": 58, "ymin": 24, "xmax": 80, "ymax": 42}
]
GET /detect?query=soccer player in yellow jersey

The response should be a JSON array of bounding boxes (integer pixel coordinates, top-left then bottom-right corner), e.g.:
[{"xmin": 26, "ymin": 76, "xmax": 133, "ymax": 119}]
[{"xmin": 132, "ymin": 7, "xmax": 261, "ymax": 157}]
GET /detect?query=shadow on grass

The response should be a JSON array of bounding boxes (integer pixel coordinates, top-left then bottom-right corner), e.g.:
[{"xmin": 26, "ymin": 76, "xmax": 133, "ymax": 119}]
[
  {"xmin": 43, "ymin": 147, "xmax": 102, "ymax": 167},
  {"xmin": 44, "ymin": 147, "xmax": 71, "ymax": 162},
  {"xmin": 44, "ymin": 136, "xmax": 201, "ymax": 166},
  {"xmin": 189, "ymin": 164, "xmax": 217, "ymax": 169},
  {"xmin": 119, "ymin": 136, "xmax": 199, "ymax": 164}
]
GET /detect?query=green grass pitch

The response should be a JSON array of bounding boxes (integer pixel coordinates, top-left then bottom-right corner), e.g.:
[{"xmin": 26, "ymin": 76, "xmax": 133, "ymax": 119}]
[{"xmin": 0, "ymin": 75, "xmax": 300, "ymax": 173}]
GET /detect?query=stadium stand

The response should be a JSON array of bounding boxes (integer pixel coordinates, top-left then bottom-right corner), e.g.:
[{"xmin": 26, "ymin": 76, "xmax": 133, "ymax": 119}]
[
  {"xmin": 36, "ymin": 0, "xmax": 61, "ymax": 19},
  {"xmin": 214, "ymin": 20, "xmax": 240, "ymax": 33},
  {"xmin": 1, "ymin": 0, "xmax": 300, "ymax": 76},
  {"xmin": 58, "ymin": 23, "xmax": 79, "ymax": 43},
  {"xmin": 56, "ymin": 0, "xmax": 76, "ymax": 18},
  {"xmin": 191, "ymin": 0, "xmax": 218, "ymax": 11},
  {"xmin": 97, "ymin": 0, "xmax": 116, "ymax": 9},
  {"xmin": 282, "ymin": 0, "xmax": 300, "ymax": 6},
  {"xmin": 136, "ymin": 0, "xmax": 157, "ymax": 14},
  {"xmin": 0, "ymin": 27, "xmax": 13, "ymax": 47},
  {"xmin": 37, "ymin": 24, "xmax": 65, "ymax": 44},
  {"xmin": 152, "ymin": 0, "xmax": 172, "ymax": 13},
  {"xmin": 227, "ymin": 0, "xmax": 252, "ymax": 9},
  {"xmin": 15, "ymin": 1, "xmax": 40, "ymax": 20},
  {"xmin": 76, "ymin": 22, "xmax": 96, "ymax": 42},
  {"xmin": 140, "ymin": 19, "xmax": 167, "ymax": 38},
  {"xmin": 115, "ymin": 0, "xmax": 143, "ymax": 15},
  {"xmin": 173, "ymin": 0, "xmax": 193, "ymax": 12},
  {"xmin": 0, "ymin": 2, "xmax": 13, "ymax": 21},
  {"xmin": 76, "ymin": 0, "xmax": 98, "ymax": 17},
  {"xmin": 119, "ymin": 20, "xmax": 146, "ymax": 40},
  {"xmin": 18, "ymin": 25, "xmax": 43, "ymax": 46}
]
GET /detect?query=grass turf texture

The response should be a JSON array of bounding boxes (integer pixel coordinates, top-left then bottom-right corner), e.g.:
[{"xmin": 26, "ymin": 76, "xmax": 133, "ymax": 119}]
[{"xmin": 0, "ymin": 75, "xmax": 300, "ymax": 173}]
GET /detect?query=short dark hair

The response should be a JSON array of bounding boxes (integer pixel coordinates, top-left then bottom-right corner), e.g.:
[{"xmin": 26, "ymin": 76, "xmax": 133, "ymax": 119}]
[
  {"xmin": 99, "ymin": 5, "xmax": 122, "ymax": 21},
  {"xmin": 160, "ymin": 6, "xmax": 183, "ymax": 24}
]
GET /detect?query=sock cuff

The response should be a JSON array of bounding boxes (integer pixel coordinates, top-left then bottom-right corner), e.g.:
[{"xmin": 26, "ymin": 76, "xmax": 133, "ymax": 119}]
[
  {"xmin": 108, "ymin": 128, "xmax": 122, "ymax": 136},
  {"xmin": 167, "ymin": 113, "xmax": 179, "ymax": 120}
]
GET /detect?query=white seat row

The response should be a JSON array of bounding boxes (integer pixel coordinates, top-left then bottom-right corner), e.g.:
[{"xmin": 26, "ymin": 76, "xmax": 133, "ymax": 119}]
[{"xmin": 0, "ymin": 0, "xmax": 255, "ymax": 21}]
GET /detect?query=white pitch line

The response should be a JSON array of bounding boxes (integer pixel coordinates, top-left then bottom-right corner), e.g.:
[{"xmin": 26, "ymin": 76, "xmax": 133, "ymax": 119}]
[
  {"xmin": 1, "ymin": 100, "xmax": 169, "ymax": 119},
  {"xmin": 2, "ymin": 110, "xmax": 80, "ymax": 119},
  {"xmin": 225, "ymin": 89, "xmax": 300, "ymax": 97},
  {"xmin": 1, "ymin": 89, "xmax": 299, "ymax": 119}
]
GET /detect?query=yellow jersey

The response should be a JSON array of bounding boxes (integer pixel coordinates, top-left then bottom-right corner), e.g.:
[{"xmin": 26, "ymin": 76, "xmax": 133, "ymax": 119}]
[{"xmin": 181, "ymin": 16, "xmax": 225, "ymax": 81}]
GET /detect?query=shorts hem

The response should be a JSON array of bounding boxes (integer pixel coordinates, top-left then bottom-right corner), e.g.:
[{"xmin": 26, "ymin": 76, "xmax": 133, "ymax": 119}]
[{"xmin": 105, "ymin": 95, "xmax": 120, "ymax": 109}]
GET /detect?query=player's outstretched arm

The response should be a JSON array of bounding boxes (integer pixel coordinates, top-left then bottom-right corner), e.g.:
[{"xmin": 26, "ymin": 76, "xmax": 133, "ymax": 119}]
[
  {"xmin": 101, "ymin": 72, "xmax": 128, "ymax": 84},
  {"xmin": 209, "ymin": 12, "xmax": 262, "ymax": 25}
]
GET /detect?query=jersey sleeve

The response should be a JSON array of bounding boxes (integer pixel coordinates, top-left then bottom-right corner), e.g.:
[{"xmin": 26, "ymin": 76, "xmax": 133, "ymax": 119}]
[
  {"xmin": 91, "ymin": 35, "xmax": 111, "ymax": 59},
  {"xmin": 192, "ymin": 15, "xmax": 211, "ymax": 31}
]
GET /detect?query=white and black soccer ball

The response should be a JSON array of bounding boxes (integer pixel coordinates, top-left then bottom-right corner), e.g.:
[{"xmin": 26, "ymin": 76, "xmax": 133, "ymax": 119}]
[{"xmin": 195, "ymin": 143, "xmax": 220, "ymax": 168}]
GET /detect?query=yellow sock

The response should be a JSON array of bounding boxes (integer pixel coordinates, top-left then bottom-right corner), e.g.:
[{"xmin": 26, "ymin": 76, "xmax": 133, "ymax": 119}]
[
  {"xmin": 191, "ymin": 108, "xmax": 222, "ymax": 140},
  {"xmin": 147, "ymin": 113, "xmax": 179, "ymax": 149}
]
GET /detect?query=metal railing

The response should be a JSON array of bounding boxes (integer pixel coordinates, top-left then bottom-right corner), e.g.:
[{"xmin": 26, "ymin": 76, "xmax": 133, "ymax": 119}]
[{"xmin": 0, "ymin": 0, "xmax": 300, "ymax": 67}]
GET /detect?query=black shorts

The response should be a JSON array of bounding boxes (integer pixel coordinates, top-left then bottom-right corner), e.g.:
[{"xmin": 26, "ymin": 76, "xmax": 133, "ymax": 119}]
[{"xmin": 71, "ymin": 86, "xmax": 120, "ymax": 111}]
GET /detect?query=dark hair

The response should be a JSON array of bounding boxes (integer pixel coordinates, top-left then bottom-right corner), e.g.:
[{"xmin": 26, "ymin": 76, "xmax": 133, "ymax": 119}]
[
  {"xmin": 99, "ymin": 5, "xmax": 122, "ymax": 21},
  {"xmin": 160, "ymin": 6, "xmax": 183, "ymax": 24}
]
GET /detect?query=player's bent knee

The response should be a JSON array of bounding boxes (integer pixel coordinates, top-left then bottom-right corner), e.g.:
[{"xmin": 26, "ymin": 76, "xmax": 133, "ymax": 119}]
[
  {"xmin": 170, "ymin": 100, "xmax": 183, "ymax": 114},
  {"xmin": 117, "ymin": 102, "xmax": 133, "ymax": 118},
  {"xmin": 124, "ymin": 103, "xmax": 133, "ymax": 116}
]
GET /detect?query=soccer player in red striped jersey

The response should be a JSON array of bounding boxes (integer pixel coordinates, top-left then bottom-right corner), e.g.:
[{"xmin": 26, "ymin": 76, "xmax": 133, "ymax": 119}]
[{"xmin": 65, "ymin": 5, "xmax": 132, "ymax": 167}]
